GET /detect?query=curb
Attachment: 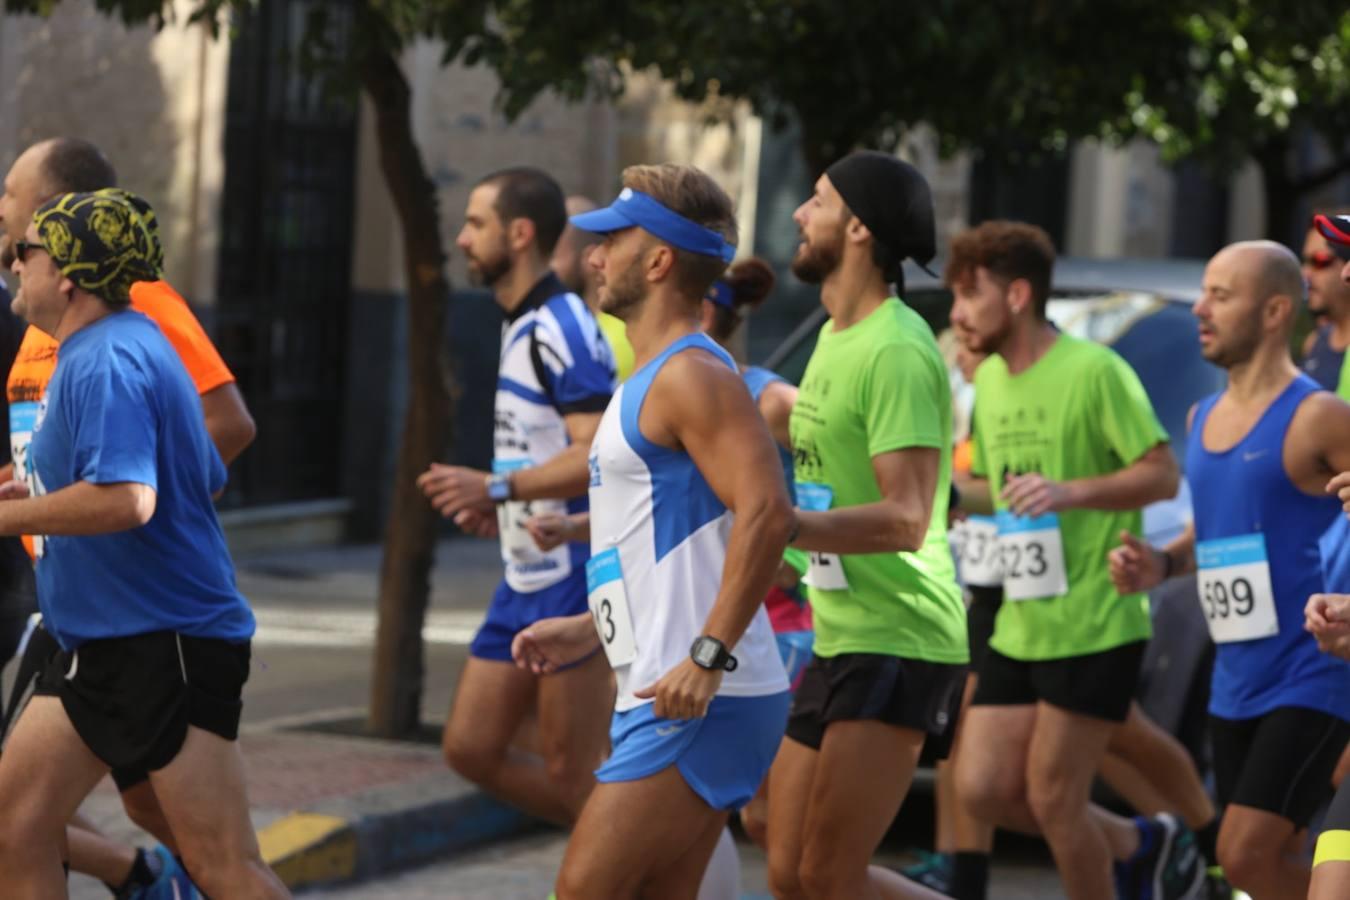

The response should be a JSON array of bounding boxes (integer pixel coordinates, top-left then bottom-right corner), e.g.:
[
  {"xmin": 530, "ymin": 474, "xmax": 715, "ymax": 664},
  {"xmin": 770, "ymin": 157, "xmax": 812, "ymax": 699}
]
[{"xmin": 258, "ymin": 783, "xmax": 541, "ymax": 892}]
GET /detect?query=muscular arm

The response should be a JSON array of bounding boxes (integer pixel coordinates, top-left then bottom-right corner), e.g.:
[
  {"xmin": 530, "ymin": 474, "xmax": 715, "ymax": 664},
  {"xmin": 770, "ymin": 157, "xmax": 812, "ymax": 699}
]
[
  {"xmin": 509, "ymin": 411, "xmax": 603, "ymax": 501},
  {"xmin": 1061, "ymin": 443, "xmax": 1179, "ymax": 511},
  {"xmin": 648, "ymin": 352, "xmax": 794, "ymax": 651},
  {"xmin": 757, "ymin": 380, "xmax": 797, "ymax": 451},
  {"xmin": 794, "ymin": 447, "xmax": 939, "ymax": 554},
  {"xmin": 200, "ymin": 383, "xmax": 256, "ymax": 466},
  {"xmin": 0, "ymin": 481, "xmax": 155, "ymax": 535}
]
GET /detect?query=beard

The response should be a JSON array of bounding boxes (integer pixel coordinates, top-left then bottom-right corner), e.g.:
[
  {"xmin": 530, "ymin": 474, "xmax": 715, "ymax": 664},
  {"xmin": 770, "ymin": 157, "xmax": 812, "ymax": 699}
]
[
  {"xmin": 1200, "ymin": 324, "xmax": 1261, "ymax": 369},
  {"xmin": 790, "ymin": 225, "xmax": 845, "ymax": 284},
  {"xmin": 598, "ymin": 261, "xmax": 647, "ymax": 319},
  {"xmin": 466, "ymin": 238, "xmax": 510, "ymax": 287}
]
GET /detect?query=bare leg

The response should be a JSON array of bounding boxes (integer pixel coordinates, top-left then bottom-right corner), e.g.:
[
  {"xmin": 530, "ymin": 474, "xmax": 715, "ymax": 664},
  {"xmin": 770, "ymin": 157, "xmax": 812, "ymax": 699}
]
[
  {"xmin": 946, "ymin": 673, "xmax": 996, "ymax": 854},
  {"xmin": 119, "ymin": 779, "xmax": 179, "ymax": 851},
  {"xmin": 765, "ymin": 737, "xmax": 816, "ymax": 900},
  {"xmin": 1105, "ymin": 702, "xmax": 1215, "ymax": 829},
  {"xmin": 534, "ymin": 652, "xmax": 615, "ymax": 821},
  {"xmin": 148, "ymin": 726, "xmax": 289, "ymax": 899},
  {"xmin": 0, "ymin": 696, "xmax": 111, "ymax": 899},
  {"xmin": 1217, "ymin": 805, "xmax": 1309, "ymax": 900},
  {"xmin": 67, "ymin": 822, "xmax": 138, "ymax": 887}
]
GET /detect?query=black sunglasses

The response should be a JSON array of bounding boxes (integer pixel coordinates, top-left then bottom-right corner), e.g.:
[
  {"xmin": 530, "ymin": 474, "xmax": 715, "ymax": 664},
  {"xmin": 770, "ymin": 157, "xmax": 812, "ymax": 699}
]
[{"xmin": 12, "ymin": 240, "xmax": 45, "ymax": 263}]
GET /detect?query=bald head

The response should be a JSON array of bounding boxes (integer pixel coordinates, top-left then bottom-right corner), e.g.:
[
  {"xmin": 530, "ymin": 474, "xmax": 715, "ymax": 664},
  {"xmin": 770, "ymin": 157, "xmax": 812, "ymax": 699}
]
[
  {"xmin": 1199, "ymin": 240, "xmax": 1308, "ymax": 369},
  {"xmin": 1, "ymin": 138, "xmax": 116, "ymax": 248},
  {"xmin": 1223, "ymin": 240, "xmax": 1305, "ymax": 309},
  {"xmin": 552, "ymin": 195, "xmax": 603, "ymax": 301}
]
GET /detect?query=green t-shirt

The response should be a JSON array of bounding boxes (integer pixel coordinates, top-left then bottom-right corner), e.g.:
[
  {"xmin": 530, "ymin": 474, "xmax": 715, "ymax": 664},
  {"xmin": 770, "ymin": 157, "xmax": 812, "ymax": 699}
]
[
  {"xmin": 971, "ymin": 334, "xmax": 1166, "ymax": 661},
  {"xmin": 1336, "ymin": 351, "xmax": 1350, "ymax": 402},
  {"xmin": 598, "ymin": 311, "xmax": 635, "ymax": 383},
  {"xmin": 789, "ymin": 298, "xmax": 967, "ymax": 663}
]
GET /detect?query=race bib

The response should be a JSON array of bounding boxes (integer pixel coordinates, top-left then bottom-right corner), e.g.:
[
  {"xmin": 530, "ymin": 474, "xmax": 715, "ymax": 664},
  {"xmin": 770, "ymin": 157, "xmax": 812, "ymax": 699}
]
[
  {"xmin": 585, "ymin": 548, "xmax": 637, "ymax": 667},
  {"xmin": 493, "ymin": 459, "xmax": 566, "ymax": 563},
  {"xmin": 1195, "ymin": 534, "xmax": 1279, "ymax": 644},
  {"xmin": 960, "ymin": 515, "xmax": 1004, "ymax": 587},
  {"xmin": 796, "ymin": 482, "xmax": 849, "ymax": 591},
  {"xmin": 996, "ymin": 511, "xmax": 1068, "ymax": 601},
  {"xmin": 13, "ymin": 400, "xmax": 44, "ymax": 558}
]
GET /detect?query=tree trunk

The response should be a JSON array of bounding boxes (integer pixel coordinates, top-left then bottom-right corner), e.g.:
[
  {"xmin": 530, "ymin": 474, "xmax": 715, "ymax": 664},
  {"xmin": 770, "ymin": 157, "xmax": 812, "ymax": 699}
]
[
  {"xmin": 359, "ymin": 29, "xmax": 455, "ymax": 737},
  {"xmin": 1255, "ymin": 136, "xmax": 1298, "ymax": 248}
]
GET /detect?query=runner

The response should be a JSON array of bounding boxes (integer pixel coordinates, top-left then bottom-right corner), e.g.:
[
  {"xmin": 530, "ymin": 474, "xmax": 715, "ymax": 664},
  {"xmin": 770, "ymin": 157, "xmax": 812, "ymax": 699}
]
[
  {"xmin": 417, "ymin": 167, "xmax": 616, "ymax": 827},
  {"xmin": 553, "ymin": 195, "xmax": 635, "ymax": 381},
  {"xmin": 1300, "ymin": 210, "xmax": 1350, "ymax": 391},
  {"xmin": 0, "ymin": 189, "xmax": 287, "ymax": 898},
  {"xmin": 753, "ymin": 151, "xmax": 966, "ymax": 900},
  {"xmin": 1304, "ymin": 591, "xmax": 1350, "ymax": 900},
  {"xmin": 948, "ymin": 220, "xmax": 1203, "ymax": 900},
  {"xmin": 0, "ymin": 137, "xmax": 256, "ymax": 899},
  {"xmin": 1109, "ymin": 238, "xmax": 1350, "ymax": 900},
  {"xmin": 510, "ymin": 163, "xmax": 793, "ymax": 898}
]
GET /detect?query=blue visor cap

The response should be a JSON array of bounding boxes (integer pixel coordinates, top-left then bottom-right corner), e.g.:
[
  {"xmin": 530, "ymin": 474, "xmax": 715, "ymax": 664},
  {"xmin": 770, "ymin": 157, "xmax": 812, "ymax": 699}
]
[{"xmin": 570, "ymin": 188, "xmax": 736, "ymax": 263}]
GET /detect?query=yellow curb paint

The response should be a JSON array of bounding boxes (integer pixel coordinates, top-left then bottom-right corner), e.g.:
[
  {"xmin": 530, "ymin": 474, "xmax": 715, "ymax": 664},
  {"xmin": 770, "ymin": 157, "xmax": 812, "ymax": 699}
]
[{"xmin": 258, "ymin": 812, "xmax": 357, "ymax": 887}]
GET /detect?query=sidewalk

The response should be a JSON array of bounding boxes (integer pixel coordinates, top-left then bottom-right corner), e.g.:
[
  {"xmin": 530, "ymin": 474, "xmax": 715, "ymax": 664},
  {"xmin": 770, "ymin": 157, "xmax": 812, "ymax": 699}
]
[{"xmin": 74, "ymin": 723, "xmax": 543, "ymax": 896}]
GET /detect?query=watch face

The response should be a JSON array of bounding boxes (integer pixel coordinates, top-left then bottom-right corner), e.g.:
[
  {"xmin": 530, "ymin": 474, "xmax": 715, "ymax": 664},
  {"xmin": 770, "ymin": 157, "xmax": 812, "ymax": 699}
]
[{"xmin": 693, "ymin": 640, "xmax": 717, "ymax": 666}]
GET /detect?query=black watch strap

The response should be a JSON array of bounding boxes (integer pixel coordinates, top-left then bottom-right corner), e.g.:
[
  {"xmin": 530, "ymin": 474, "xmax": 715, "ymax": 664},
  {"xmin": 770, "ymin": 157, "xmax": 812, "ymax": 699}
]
[{"xmin": 690, "ymin": 636, "xmax": 738, "ymax": 672}]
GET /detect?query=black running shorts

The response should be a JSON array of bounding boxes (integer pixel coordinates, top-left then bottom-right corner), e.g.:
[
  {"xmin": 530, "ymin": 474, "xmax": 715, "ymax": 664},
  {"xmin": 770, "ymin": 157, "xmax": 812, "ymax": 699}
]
[
  {"xmin": 965, "ymin": 585, "xmax": 1004, "ymax": 674},
  {"xmin": 971, "ymin": 640, "xmax": 1146, "ymax": 723}
]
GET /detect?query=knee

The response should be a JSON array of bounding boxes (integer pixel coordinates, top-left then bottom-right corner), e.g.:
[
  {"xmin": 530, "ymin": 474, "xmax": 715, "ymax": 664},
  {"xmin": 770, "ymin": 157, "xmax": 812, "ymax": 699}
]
[
  {"xmin": 442, "ymin": 730, "xmax": 498, "ymax": 783},
  {"xmin": 956, "ymin": 761, "xmax": 1017, "ymax": 824},
  {"xmin": 1216, "ymin": 836, "xmax": 1275, "ymax": 893},
  {"xmin": 766, "ymin": 851, "xmax": 807, "ymax": 900},
  {"xmin": 1026, "ymin": 775, "xmax": 1080, "ymax": 832},
  {"xmin": 121, "ymin": 786, "xmax": 170, "ymax": 840},
  {"xmin": 739, "ymin": 805, "xmax": 768, "ymax": 850}
]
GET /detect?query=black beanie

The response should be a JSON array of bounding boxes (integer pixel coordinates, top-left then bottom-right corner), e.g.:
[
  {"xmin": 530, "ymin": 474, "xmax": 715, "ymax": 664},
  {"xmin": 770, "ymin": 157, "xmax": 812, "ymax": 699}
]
[{"xmin": 825, "ymin": 151, "xmax": 937, "ymax": 272}]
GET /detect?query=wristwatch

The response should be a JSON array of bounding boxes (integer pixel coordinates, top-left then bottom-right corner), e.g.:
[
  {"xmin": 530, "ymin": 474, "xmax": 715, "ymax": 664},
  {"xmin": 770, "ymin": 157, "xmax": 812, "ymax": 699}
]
[
  {"xmin": 690, "ymin": 636, "xmax": 738, "ymax": 672},
  {"xmin": 486, "ymin": 472, "xmax": 513, "ymax": 504}
]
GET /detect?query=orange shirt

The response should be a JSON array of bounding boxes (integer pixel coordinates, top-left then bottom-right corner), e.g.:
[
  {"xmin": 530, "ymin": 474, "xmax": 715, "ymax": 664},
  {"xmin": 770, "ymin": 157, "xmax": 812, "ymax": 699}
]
[{"xmin": 7, "ymin": 280, "xmax": 235, "ymax": 557}]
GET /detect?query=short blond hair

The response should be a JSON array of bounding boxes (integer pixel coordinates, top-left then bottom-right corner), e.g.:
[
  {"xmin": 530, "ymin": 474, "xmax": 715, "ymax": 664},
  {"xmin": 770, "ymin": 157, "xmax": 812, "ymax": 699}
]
[{"xmin": 621, "ymin": 163, "xmax": 737, "ymax": 298}]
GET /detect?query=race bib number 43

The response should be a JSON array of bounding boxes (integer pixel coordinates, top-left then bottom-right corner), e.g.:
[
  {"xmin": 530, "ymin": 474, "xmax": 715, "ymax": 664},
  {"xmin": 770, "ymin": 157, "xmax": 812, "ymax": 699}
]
[
  {"xmin": 996, "ymin": 511, "xmax": 1068, "ymax": 601},
  {"xmin": 1195, "ymin": 534, "xmax": 1279, "ymax": 644},
  {"xmin": 585, "ymin": 548, "xmax": 638, "ymax": 667},
  {"xmin": 796, "ymin": 482, "xmax": 849, "ymax": 591}
]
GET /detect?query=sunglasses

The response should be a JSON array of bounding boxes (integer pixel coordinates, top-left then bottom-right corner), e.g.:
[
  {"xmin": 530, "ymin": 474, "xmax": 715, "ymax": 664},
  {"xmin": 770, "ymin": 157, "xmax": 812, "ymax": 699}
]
[
  {"xmin": 1304, "ymin": 249, "xmax": 1343, "ymax": 270},
  {"xmin": 12, "ymin": 239, "xmax": 45, "ymax": 263}
]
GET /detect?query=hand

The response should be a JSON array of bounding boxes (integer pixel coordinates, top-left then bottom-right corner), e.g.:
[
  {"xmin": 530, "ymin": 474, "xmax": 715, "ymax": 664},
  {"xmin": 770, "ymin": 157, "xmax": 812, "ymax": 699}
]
[
  {"xmin": 454, "ymin": 507, "xmax": 499, "ymax": 538},
  {"xmin": 773, "ymin": 559, "xmax": 802, "ymax": 593},
  {"xmin": 1108, "ymin": 530, "xmax": 1167, "ymax": 594},
  {"xmin": 0, "ymin": 480, "xmax": 30, "ymax": 501},
  {"xmin": 526, "ymin": 513, "xmax": 572, "ymax": 552},
  {"xmin": 511, "ymin": 613, "xmax": 601, "ymax": 675},
  {"xmin": 1001, "ymin": 473, "xmax": 1073, "ymax": 518},
  {"xmin": 416, "ymin": 463, "xmax": 491, "ymax": 518},
  {"xmin": 1305, "ymin": 592, "xmax": 1350, "ymax": 639},
  {"xmin": 1327, "ymin": 471, "xmax": 1350, "ymax": 517},
  {"xmin": 633, "ymin": 658, "xmax": 723, "ymax": 720}
]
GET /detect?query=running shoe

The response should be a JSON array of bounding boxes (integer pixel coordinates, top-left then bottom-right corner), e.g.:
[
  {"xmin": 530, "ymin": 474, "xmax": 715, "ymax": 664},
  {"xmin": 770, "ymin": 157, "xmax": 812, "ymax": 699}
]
[
  {"xmin": 898, "ymin": 850, "xmax": 954, "ymax": 892},
  {"xmin": 126, "ymin": 845, "xmax": 197, "ymax": 900},
  {"xmin": 1133, "ymin": 814, "xmax": 1205, "ymax": 900}
]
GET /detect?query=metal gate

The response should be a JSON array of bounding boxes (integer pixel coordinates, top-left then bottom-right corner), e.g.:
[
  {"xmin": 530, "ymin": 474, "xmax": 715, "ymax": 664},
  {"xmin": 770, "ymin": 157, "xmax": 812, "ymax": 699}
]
[{"xmin": 214, "ymin": 0, "xmax": 358, "ymax": 506}]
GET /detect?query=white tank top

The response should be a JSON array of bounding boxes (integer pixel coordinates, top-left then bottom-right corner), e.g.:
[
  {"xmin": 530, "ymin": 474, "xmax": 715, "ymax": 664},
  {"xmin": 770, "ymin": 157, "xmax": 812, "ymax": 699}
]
[{"xmin": 588, "ymin": 332, "xmax": 788, "ymax": 712}]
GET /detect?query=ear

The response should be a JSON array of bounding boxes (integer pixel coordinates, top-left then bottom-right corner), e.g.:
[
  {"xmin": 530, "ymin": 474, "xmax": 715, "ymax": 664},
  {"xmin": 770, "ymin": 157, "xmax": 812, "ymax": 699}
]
[
  {"xmin": 845, "ymin": 215, "xmax": 872, "ymax": 248},
  {"xmin": 646, "ymin": 244, "xmax": 676, "ymax": 284},
  {"xmin": 507, "ymin": 217, "xmax": 537, "ymax": 254},
  {"xmin": 58, "ymin": 276, "xmax": 76, "ymax": 299},
  {"xmin": 1006, "ymin": 278, "xmax": 1034, "ymax": 316},
  {"xmin": 1266, "ymin": 293, "xmax": 1294, "ymax": 329}
]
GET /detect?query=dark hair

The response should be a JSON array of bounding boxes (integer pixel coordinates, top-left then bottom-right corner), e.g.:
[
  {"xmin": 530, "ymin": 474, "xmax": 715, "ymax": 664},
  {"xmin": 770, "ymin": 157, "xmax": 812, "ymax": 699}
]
[
  {"xmin": 480, "ymin": 167, "xmax": 566, "ymax": 257},
  {"xmin": 40, "ymin": 138, "xmax": 117, "ymax": 195},
  {"xmin": 622, "ymin": 163, "xmax": 738, "ymax": 299},
  {"xmin": 708, "ymin": 257, "xmax": 775, "ymax": 342},
  {"xmin": 945, "ymin": 220, "xmax": 1055, "ymax": 317}
]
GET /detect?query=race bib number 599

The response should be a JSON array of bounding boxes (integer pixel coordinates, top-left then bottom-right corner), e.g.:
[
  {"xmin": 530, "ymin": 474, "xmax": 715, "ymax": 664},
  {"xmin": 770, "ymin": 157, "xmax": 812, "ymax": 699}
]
[{"xmin": 1195, "ymin": 534, "xmax": 1279, "ymax": 644}]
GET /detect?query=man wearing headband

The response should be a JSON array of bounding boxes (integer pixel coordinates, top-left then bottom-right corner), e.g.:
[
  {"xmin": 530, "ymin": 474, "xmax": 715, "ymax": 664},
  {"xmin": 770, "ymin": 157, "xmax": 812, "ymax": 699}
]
[
  {"xmin": 0, "ymin": 191, "xmax": 288, "ymax": 898},
  {"xmin": 418, "ymin": 167, "xmax": 617, "ymax": 829},
  {"xmin": 1110, "ymin": 235, "xmax": 1350, "ymax": 899},
  {"xmin": 0, "ymin": 136, "xmax": 255, "ymax": 899},
  {"xmin": 1300, "ymin": 210, "xmax": 1350, "ymax": 392},
  {"xmin": 755, "ymin": 150, "xmax": 966, "ymax": 900},
  {"xmin": 509, "ymin": 163, "xmax": 792, "ymax": 898}
]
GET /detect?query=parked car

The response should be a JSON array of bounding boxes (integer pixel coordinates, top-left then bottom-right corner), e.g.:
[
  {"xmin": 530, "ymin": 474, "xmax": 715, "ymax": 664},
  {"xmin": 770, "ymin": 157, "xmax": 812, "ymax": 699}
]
[{"xmin": 758, "ymin": 257, "xmax": 1219, "ymax": 768}]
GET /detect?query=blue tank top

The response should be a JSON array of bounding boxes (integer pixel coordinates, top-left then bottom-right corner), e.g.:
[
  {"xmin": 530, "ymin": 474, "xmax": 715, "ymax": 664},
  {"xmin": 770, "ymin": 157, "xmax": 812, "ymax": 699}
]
[
  {"xmin": 741, "ymin": 366, "xmax": 795, "ymax": 503},
  {"xmin": 1301, "ymin": 325, "xmax": 1345, "ymax": 392},
  {"xmin": 1186, "ymin": 374, "xmax": 1349, "ymax": 721}
]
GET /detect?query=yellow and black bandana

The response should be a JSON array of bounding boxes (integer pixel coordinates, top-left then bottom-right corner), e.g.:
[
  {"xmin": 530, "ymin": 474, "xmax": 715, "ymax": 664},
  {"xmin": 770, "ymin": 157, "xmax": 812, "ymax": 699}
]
[{"xmin": 32, "ymin": 189, "xmax": 163, "ymax": 307}]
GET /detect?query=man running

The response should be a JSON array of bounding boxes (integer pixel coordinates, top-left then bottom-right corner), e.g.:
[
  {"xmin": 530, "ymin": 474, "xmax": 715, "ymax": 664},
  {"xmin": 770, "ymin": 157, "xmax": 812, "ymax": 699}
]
[
  {"xmin": 0, "ymin": 190, "xmax": 287, "ymax": 898},
  {"xmin": 0, "ymin": 137, "xmax": 255, "ymax": 898},
  {"xmin": 417, "ymin": 167, "xmax": 616, "ymax": 826},
  {"xmin": 1300, "ymin": 210, "xmax": 1350, "ymax": 391},
  {"xmin": 510, "ymin": 163, "xmax": 792, "ymax": 898},
  {"xmin": 758, "ymin": 151, "xmax": 967, "ymax": 900},
  {"xmin": 1110, "ymin": 238, "xmax": 1350, "ymax": 900},
  {"xmin": 948, "ymin": 221, "xmax": 1202, "ymax": 900}
]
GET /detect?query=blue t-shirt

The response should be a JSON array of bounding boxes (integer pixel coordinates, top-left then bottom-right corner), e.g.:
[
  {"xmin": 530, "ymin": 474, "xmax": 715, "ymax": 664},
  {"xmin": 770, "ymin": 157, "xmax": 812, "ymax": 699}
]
[{"xmin": 30, "ymin": 311, "xmax": 254, "ymax": 649}]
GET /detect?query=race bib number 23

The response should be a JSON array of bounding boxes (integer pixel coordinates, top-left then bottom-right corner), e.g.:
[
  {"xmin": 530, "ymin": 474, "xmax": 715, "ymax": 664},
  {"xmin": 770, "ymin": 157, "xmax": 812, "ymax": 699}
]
[{"xmin": 995, "ymin": 511, "xmax": 1068, "ymax": 601}]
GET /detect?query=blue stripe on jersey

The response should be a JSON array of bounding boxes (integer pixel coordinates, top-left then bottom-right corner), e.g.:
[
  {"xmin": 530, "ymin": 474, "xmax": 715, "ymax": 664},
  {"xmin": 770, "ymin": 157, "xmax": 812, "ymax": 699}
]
[
  {"xmin": 498, "ymin": 376, "xmax": 550, "ymax": 406},
  {"xmin": 543, "ymin": 295, "xmax": 614, "ymax": 405},
  {"xmin": 620, "ymin": 333, "xmax": 735, "ymax": 563},
  {"xmin": 504, "ymin": 322, "xmax": 536, "ymax": 353}
]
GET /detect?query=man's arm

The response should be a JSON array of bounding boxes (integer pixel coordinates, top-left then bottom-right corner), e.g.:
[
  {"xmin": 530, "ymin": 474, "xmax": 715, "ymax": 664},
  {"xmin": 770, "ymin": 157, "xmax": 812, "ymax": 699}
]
[
  {"xmin": 0, "ymin": 480, "xmax": 155, "ymax": 535},
  {"xmin": 794, "ymin": 447, "xmax": 939, "ymax": 554},
  {"xmin": 1108, "ymin": 523, "xmax": 1196, "ymax": 595},
  {"xmin": 1002, "ymin": 443, "xmax": 1178, "ymax": 518},
  {"xmin": 634, "ymin": 351, "xmax": 794, "ymax": 719},
  {"xmin": 418, "ymin": 410, "xmax": 602, "ymax": 518},
  {"xmin": 200, "ymin": 383, "xmax": 256, "ymax": 466},
  {"xmin": 955, "ymin": 472, "xmax": 994, "ymax": 516}
]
